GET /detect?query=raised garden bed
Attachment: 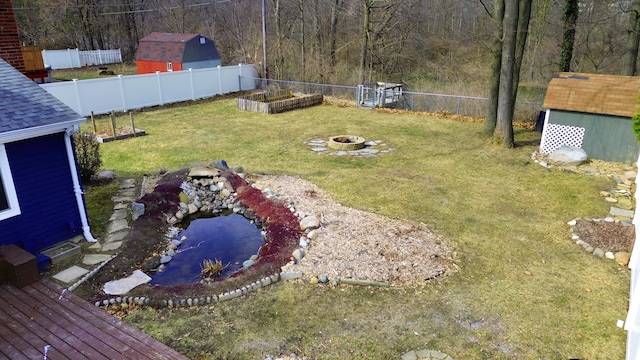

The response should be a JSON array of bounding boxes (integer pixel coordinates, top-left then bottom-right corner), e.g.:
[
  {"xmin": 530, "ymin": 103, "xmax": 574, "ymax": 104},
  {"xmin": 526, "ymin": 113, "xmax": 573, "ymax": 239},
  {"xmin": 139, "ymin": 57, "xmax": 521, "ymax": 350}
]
[
  {"xmin": 237, "ymin": 90, "xmax": 323, "ymax": 114},
  {"xmin": 41, "ymin": 241, "xmax": 81, "ymax": 264},
  {"xmin": 95, "ymin": 127, "xmax": 146, "ymax": 143}
]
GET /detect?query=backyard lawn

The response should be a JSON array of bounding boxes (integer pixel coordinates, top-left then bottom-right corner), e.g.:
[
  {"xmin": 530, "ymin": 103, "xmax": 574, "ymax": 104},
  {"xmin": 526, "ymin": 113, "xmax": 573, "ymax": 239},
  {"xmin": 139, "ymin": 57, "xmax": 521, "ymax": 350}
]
[{"xmin": 84, "ymin": 98, "xmax": 630, "ymax": 359}]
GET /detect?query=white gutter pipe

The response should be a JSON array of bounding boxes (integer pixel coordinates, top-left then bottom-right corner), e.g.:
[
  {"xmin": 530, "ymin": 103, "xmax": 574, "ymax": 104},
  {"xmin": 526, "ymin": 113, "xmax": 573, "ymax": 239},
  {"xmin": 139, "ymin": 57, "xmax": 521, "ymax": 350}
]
[{"xmin": 64, "ymin": 125, "xmax": 98, "ymax": 242}]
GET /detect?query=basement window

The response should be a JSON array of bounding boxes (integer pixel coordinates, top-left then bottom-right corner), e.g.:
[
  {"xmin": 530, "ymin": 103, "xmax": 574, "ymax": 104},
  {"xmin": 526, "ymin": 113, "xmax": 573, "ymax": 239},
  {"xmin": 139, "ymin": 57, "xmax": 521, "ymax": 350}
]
[
  {"xmin": 167, "ymin": 62, "xmax": 173, "ymax": 72},
  {"xmin": 0, "ymin": 144, "xmax": 20, "ymax": 220}
]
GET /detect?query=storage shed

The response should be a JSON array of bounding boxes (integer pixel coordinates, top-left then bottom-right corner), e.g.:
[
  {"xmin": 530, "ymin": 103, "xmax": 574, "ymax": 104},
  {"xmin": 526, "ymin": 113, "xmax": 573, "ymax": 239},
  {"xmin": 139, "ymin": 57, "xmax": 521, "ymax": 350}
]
[
  {"xmin": 540, "ymin": 72, "xmax": 640, "ymax": 163},
  {"xmin": 136, "ymin": 32, "xmax": 221, "ymax": 74}
]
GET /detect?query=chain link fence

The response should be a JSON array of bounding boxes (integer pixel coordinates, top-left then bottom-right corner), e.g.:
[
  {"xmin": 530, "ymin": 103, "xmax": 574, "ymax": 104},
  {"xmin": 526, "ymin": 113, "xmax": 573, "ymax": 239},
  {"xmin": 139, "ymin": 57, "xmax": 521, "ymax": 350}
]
[{"xmin": 247, "ymin": 77, "xmax": 543, "ymax": 123}]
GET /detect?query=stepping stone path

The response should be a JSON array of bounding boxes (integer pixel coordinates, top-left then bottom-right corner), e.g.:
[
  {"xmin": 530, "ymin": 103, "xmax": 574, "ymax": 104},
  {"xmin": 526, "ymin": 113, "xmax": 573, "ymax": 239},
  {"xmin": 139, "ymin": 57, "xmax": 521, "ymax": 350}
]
[
  {"xmin": 304, "ymin": 138, "xmax": 394, "ymax": 157},
  {"xmin": 51, "ymin": 178, "xmax": 136, "ymax": 287},
  {"xmin": 401, "ymin": 349, "xmax": 454, "ymax": 360}
]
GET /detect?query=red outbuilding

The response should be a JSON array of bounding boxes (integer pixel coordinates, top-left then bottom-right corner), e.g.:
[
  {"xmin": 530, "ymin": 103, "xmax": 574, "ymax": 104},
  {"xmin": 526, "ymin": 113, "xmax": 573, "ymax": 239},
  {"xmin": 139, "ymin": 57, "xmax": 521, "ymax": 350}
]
[{"xmin": 136, "ymin": 32, "xmax": 221, "ymax": 74}]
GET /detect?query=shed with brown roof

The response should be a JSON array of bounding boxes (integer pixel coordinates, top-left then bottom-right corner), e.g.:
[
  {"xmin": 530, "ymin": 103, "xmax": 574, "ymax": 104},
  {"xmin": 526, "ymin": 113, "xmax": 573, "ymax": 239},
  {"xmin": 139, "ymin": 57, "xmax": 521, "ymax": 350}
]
[
  {"xmin": 539, "ymin": 72, "xmax": 640, "ymax": 163},
  {"xmin": 136, "ymin": 32, "xmax": 221, "ymax": 74}
]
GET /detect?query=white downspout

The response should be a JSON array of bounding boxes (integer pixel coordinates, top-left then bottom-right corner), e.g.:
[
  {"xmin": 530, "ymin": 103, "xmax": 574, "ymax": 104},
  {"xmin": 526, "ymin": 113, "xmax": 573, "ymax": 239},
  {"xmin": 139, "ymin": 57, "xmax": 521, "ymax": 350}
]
[{"xmin": 64, "ymin": 125, "xmax": 98, "ymax": 242}]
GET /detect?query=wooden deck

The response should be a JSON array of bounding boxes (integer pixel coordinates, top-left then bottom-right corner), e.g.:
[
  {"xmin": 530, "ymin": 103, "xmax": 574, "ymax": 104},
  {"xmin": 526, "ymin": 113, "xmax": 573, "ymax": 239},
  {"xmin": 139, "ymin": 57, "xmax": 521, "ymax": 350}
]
[{"xmin": 0, "ymin": 278, "xmax": 189, "ymax": 360}]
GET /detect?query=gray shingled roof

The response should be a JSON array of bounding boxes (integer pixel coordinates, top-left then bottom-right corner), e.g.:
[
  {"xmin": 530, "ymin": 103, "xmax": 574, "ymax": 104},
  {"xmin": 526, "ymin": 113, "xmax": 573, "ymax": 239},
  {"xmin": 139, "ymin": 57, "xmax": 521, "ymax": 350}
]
[{"xmin": 0, "ymin": 57, "xmax": 84, "ymax": 135}]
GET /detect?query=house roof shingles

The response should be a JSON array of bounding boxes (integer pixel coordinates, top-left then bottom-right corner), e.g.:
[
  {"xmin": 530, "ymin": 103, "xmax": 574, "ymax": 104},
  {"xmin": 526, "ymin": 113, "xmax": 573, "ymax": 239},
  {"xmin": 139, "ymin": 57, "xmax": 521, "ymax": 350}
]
[
  {"xmin": 0, "ymin": 57, "xmax": 84, "ymax": 135},
  {"xmin": 543, "ymin": 72, "xmax": 640, "ymax": 118}
]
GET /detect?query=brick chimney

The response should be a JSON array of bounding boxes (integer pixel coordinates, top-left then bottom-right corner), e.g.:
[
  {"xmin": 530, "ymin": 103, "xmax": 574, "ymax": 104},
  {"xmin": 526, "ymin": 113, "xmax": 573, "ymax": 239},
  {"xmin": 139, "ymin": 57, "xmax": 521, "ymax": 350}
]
[{"xmin": 0, "ymin": 0, "xmax": 25, "ymax": 72}]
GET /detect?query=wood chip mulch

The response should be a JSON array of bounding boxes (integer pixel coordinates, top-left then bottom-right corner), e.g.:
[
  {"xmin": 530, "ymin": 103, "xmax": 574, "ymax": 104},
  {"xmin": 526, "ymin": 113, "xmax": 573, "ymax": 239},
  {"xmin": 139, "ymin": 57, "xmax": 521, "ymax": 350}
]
[{"xmin": 250, "ymin": 175, "xmax": 456, "ymax": 286}]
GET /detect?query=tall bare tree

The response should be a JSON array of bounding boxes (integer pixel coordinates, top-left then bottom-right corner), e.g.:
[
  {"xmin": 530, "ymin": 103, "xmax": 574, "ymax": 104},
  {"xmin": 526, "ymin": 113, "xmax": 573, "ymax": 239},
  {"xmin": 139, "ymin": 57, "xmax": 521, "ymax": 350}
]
[
  {"xmin": 622, "ymin": 0, "xmax": 640, "ymax": 76},
  {"xmin": 559, "ymin": 0, "xmax": 578, "ymax": 72},
  {"xmin": 485, "ymin": 0, "xmax": 505, "ymax": 136}
]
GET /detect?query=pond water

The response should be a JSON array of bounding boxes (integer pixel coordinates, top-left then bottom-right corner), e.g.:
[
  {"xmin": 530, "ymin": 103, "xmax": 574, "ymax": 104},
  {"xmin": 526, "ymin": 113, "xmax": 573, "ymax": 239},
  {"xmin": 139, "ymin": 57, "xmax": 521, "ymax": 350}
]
[{"xmin": 150, "ymin": 213, "xmax": 264, "ymax": 286}]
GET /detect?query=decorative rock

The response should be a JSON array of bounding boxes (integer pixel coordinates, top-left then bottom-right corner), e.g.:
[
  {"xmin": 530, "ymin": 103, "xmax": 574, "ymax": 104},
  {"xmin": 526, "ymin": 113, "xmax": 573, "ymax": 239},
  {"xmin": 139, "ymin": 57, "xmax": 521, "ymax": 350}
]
[
  {"xmin": 309, "ymin": 277, "xmax": 319, "ymax": 285},
  {"xmin": 189, "ymin": 167, "xmax": 221, "ymax": 177},
  {"xmin": 299, "ymin": 237, "xmax": 309, "ymax": 248},
  {"xmin": 209, "ymin": 160, "xmax": 229, "ymax": 170},
  {"xmin": 292, "ymin": 248, "xmax": 305, "ymax": 261},
  {"xmin": 131, "ymin": 202, "xmax": 145, "ymax": 221},
  {"xmin": 318, "ymin": 275, "xmax": 328, "ymax": 283},
  {"xmin": 160, "ymin": 255, "xmax": 172, "ymax": 264},
  {"xmin": 401, "ymin": 350, "xmax": 418, "ymax": 360},
  {"xmin": 300, "ymin": 216, "xmax": 320, "ymax": 230},
  {"xmin": 604, "ymin": 217, "xmax": 614, "ymax": 223},
  {"xmin": 166, "ymin": 249, "xmax": 175, "ymax": 256},
  {"xmin": 567, "ymin": 219, "xmax": 577, "ymax": 226},
  {"xmin": 548, "ymin": 145, "xmax": 588, "ymax": 166},
  {"xmin": 605, "ymin": 197, "xmax": 618, "ymax": 203},
  {"xmin": 96, "ymin": 170, "xmax": 117, "ymax": 181},
  {"xmin": 280, "ymin": 271, "xmax": 303, "ymax": 280},
  {"xmin": 187, "ymin": 203, "xmax": 198, "ymax": 214},
  {"xmin": 593, "ymin": 248, "xmax": 605, "ymax": 258},
  {"xmin": 103, "ymin": 270, "xmax": 152, "ymax": 295},
  {"xmin": 616, "ymin": 198, "xmax": 634, "ymax": 210},
  {"xmin": 600, "ymin": 191, "xmax": 612, "ymax": 197},
  {"xmin": 243, "ymin": 259, "xmax": 255, "ymax": 268},
  {"xmin": 605, "ymin": 252, "xmax": 615, "ymax": 259},
  {"xmin": 615, "ymin": 252, "xmax": 631, "ymax": 266},
  {"xmin": 307, "ymin": 229, "xmax": 318, "ymax": 240}
]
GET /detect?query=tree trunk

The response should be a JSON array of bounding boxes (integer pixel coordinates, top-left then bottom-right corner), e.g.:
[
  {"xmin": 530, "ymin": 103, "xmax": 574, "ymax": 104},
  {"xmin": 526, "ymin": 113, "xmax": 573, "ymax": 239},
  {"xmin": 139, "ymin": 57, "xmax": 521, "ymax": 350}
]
[
  {"xmin": 559, "ymin": 0, "xmax": 578, "ymax": 72},
  {"xmin": 485, "ymin": 0, "xmax": 505, "ymax": 136},
  {"xmin": 509, "ymin": 0, "xmax": 533, "ymax": 118},
  {"xmin": 359, "ymin": 0, "xmax": 372, "ymax": 84},
  {"xmin": 622, "ymin": 0, "xmax": 640, "ymax": 76},
  {"xmin": 299, "ymin": 0, "xmax": 306, "ymax": 80},
  {"xmin": 494, "ymin": 0, "xmax": 518, "ymax": 148},
  {"xmin": 329, "ymin": 0, "xmax": 342, "ymax": 72},
  {"xmin": 271, "ymin": 0, "xmax": 283, "ymax": 79}
]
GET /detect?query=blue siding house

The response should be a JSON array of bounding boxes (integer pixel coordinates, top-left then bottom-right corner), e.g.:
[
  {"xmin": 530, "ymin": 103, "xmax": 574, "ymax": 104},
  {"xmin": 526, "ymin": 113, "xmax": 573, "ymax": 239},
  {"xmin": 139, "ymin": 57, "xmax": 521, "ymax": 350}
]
[{"xmin": 0, "ymin": 58, "xmax": 97, "ymax": 270}]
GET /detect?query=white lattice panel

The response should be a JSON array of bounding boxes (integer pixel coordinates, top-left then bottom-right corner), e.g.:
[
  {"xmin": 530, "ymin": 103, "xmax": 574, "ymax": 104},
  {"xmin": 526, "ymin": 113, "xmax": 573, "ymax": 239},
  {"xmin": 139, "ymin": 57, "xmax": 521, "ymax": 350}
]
[{"xmin": 540, "ymin": 123, "xmax": 586, "ymax": 154}]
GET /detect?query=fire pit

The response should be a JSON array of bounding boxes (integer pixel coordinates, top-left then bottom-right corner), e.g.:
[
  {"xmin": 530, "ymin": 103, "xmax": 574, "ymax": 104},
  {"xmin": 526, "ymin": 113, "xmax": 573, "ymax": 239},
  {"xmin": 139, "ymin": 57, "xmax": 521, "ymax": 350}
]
[{"xmin": 328, "ymin": 135, "xmax": 366, "ymax": 150}]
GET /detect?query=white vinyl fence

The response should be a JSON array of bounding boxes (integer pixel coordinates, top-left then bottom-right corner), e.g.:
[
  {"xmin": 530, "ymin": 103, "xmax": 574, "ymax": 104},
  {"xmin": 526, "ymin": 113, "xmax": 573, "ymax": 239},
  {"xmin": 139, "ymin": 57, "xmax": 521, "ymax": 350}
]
[
  {"xmin": 41, "ymin": 49, "xmax": 122, "ymax": 69},
  {"xmin": 626, "ymin": 153, "xmax": 640, "ymax": 359},
  {"xmin": 41, "ymin": 64, "xmax": 259, "ymax": 116}
]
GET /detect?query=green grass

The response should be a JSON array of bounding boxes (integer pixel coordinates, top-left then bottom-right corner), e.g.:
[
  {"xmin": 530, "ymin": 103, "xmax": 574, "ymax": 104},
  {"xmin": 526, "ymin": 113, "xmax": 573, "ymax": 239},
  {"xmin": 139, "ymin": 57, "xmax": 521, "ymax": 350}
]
[
  {"xmin": 52, "ymin": 63, "xmax": 138, "ymax": 81},
  {"xmin": 84, "ymin": 99, "xmax": 630, "ymax": 359}
]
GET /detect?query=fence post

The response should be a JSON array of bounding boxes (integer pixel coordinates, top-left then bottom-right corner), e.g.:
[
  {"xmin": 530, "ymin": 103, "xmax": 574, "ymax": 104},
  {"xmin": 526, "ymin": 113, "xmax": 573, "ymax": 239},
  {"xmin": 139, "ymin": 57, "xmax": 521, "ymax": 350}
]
[
  {"xmin": 156, "ymin": 71, "xmax": 164, "ymax": 105},
  {"xmin": 238, "ymin": 63, "xmax": 243, "ymax": 91},
  {"xmin": 218, "ymin": 65, "xmax": 223, "ymax": 94},
  {"xmin": 91, "ymin": 111, "xmax": 96, "ymax": 133},
  {"xmin": 67, "ymin": 49, "xmax": 74, "ymax": 69},
  {"xmin": 130, "ymin": 112, "xmax": 136, "ymax": 137},
  {"xmin": 188, "ymin": 68, "xmax": 195, "ymax": 101},
  {"xmin": 456, "ymin": 97, "xmax": 461, "ymax": 115},
  {"xmin": 72, "ymin": 79, "xmax": 84, "ymax": 115},
  {"xmin": 110, "ymin": 110, "xmax": 117, "ymax": 138},
  {"xmin": 118, "ymin": 75, "xmax": 127, "ymax": 111}
]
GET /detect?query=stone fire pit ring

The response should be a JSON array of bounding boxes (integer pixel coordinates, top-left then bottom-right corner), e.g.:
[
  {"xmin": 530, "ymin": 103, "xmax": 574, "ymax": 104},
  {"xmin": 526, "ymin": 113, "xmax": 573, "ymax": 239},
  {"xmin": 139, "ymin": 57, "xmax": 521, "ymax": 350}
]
[{"xmin": 328, "ymin": 135, "xmax": 366, "ymax": 150}]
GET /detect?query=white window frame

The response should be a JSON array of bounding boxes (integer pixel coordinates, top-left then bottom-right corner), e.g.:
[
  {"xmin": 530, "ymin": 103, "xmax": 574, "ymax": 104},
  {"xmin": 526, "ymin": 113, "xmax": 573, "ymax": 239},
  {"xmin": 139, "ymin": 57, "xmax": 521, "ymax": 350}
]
[{"xmin": 0, "ymin": 144, "xmax": 21, "ymax": 220}]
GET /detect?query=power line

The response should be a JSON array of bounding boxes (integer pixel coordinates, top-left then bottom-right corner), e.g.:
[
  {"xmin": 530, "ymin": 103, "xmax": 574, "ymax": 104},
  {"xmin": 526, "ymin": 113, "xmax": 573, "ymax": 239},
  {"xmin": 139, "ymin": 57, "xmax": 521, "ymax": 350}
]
[{"xmin": 12, "ymin": 0, "xmax": 232, "ymax": 12}]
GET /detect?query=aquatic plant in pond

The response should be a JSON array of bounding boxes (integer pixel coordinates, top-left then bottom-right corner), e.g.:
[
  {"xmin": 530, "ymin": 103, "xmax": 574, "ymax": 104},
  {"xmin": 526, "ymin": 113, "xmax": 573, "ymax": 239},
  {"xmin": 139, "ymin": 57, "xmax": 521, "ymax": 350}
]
[{"xmin": 150, "ymin": 213, "xmax": 264, "ymax": 286}]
